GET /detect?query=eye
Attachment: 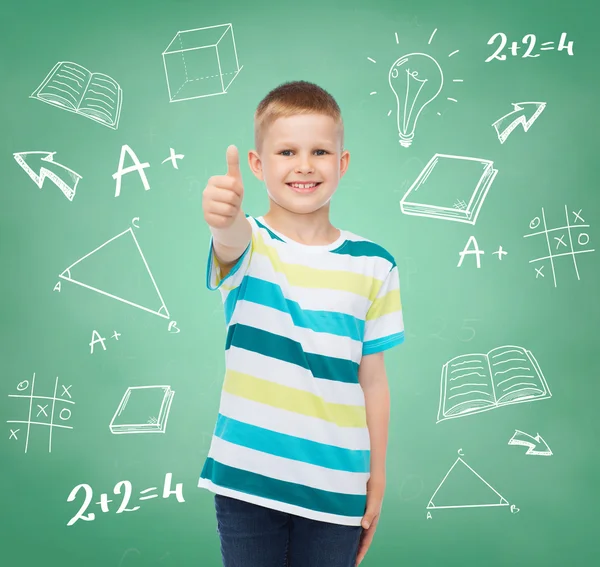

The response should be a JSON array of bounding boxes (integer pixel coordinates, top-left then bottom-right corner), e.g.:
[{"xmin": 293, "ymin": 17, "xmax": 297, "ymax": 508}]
[{"xmin": 278, "ymin": 149, "xmax": 330, "ymax": 156}]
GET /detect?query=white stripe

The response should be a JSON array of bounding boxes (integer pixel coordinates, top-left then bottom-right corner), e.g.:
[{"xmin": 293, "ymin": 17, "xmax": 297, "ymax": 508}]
[
  {"xmin": 226, "ymin": 346, "xmax": 365, "ymax": 404},
  {"xmin": 365, "ymin": 310, "xmax": 405, "ymax": 342},
  {"xmin": 383, "ymin": 265, "xmax": 401, "ymax": 292},
  {"xmin": 250, "ymin": 217, "xmax": 392, "ymax": 274},
  {"xmin": 256, "ymin": 238, "xmax": 386, "ymax": 274},
  {"xmin": 208, "ymin": 436, "xmax": 369, "ymax": 495},
  {"xmin": 219, "ymin": 391, "xmax": 370, "ymax": 449},
  {"xmin": 197, "ymin": 479, "xmax": 363, "ymax": 526},
  {"xmin": 231, "ymin": 301, "xmax": 363, "ymax": 362}
]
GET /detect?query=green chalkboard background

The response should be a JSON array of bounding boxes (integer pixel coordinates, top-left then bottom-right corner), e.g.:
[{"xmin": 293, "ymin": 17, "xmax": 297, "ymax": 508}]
[{"xmin": 2, "ymin": 0, "xmax": 599, "ymax": 565}]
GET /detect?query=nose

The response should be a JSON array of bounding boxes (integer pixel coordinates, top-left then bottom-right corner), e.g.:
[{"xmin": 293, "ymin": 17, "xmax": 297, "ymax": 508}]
[{"xmin": 294, "ymin": 153, "xmax": 315, "ymax": 174}]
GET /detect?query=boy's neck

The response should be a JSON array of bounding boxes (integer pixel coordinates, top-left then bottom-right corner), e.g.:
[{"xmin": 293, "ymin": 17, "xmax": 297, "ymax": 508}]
[{"xmin": 263, "ymin": 208, "xmax": 340, "ymax": 246}]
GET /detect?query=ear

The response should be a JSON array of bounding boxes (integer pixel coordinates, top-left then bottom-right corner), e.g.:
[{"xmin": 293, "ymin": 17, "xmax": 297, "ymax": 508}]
[
  {"xmin": 248, "ymin": 149, "xmax": 264, "ymax": 181},
  {"xmin": 339, "ymin": 149, "xmax": 350, "ymax": 178}
]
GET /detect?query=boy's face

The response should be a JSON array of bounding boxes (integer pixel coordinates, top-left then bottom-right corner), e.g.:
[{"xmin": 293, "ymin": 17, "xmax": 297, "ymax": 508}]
[{"xmin": 248, "ymin": 113, "xmax": 350, "ymax": 215}]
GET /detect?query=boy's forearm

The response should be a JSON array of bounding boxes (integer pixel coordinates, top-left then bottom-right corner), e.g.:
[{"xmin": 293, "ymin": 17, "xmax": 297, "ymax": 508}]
[
  {"xmin": 363, "ymin": 381, "xmax": 390, "ymax": 484},
  {"xmin": 211, "ymin": 209, "xmax": 252, "ymax": 264}
]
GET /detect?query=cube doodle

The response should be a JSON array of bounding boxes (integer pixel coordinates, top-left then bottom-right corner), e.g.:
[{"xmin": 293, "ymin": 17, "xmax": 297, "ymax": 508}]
[{"xmin": 162, "ymin": 23, "xmax": 243, "ymax": 103}]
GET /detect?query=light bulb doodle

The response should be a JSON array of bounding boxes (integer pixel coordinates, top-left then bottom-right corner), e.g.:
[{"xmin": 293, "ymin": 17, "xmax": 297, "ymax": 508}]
[{"xmin": 389, "ymin": 53, "xmax": 444, "ymax": 148}]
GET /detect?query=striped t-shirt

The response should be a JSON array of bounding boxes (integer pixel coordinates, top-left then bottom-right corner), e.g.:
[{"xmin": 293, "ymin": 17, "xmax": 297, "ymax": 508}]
[{"xmin": 198, "ymin": 214, "xmax": 405, "ymax": 526}]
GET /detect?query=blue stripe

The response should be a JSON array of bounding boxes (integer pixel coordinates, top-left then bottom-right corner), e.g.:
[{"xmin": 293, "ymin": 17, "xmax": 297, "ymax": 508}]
[
  {"xmin": 226, "ymin": 323, "xmax": 360, "ymax": 383},
  {"xmin": 332, "ymin": 239, "xmax": 396, "ymax": 267},
  {"xmin": 223, "ymin": 282, "xmax": 242, "ymax": 325},
  {"xmin": 253, "ymin": 217, "xmax": 286, "ymax": 242},
  {"xmin": 200, "ymin": 458, "xmax": 367, "ymax": 517},
  {"xmin": 362, "ymin": 332, "xmax": 405, "ymax": 355},
  {"xmin": 233, "ymin": 276, "xmax": 364, "ymax": 340},
  {"xmin": 215, "ymin": 414, "xmax": 369, "ymax": 473}
]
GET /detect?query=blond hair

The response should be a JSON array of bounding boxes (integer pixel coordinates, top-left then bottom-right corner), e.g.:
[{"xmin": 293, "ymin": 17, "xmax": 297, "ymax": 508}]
[{"xmin": 254, "ymin": 80, "xmax": 344, "ymax": 153}]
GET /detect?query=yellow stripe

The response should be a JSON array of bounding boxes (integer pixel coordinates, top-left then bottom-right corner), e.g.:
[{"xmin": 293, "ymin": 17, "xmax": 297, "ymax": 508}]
[
  {"xmin": 224, "ymin": 369, "xmax": 367, "ymax": 428},
  {"xmin": 254, "ymin": 231, "xmax": 380, "ymax": 300},
  {"xmin": 211, "ymin": 250, "xmax": 222, "ymax": 287},
  {"xmin": 366, "ymin": 289, "xmax": 402, "ymax": 320}
]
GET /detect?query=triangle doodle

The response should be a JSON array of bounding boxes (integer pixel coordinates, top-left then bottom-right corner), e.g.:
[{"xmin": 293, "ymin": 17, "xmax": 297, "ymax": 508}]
[
  {"xmin": 59, "ymin": 227, "xmax": 170, "ymax": 319},
  {"xmin": 427, "ymin": 457, "xmax": 509, "ymax": 510}
]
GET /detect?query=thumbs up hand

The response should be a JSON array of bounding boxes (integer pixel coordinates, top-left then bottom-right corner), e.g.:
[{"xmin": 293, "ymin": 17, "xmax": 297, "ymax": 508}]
[{"xmin": 202, "ymin": 145, "xmax": 245, "ymax": 230}]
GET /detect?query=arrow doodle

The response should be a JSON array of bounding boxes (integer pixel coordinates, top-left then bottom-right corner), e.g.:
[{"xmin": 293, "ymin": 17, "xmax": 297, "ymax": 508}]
[
  {"xmin": 13, "ymin": 151, "xmax": 82, "ymax": 201},
  {"xmin": 508, "ymin": 429, "xmax": 552, "ymax": 456},
  {"xmin": 492, "ymin": 102, "xmax": 546, "ymax": 144}
]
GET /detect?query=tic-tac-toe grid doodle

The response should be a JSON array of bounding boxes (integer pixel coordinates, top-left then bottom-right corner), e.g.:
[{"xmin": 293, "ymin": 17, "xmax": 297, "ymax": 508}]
[
  {"xmin": 7, "ymin": 373, "xmax": 74, "ymax": 453},
  {"xmin": 524, "ymin": 205, "xmax": 595, "ymax": 287}
]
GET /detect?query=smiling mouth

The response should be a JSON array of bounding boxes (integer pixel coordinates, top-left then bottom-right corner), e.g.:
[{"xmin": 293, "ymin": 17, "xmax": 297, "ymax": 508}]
[{"xmin": 286, "ymin": 182, "xmax": 322, "ymax": 191}]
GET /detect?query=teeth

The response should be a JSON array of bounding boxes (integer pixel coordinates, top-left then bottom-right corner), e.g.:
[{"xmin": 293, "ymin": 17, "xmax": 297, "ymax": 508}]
[{"xmin": 290, "ymin": 183, "xmax": 318, "ymax": 188}]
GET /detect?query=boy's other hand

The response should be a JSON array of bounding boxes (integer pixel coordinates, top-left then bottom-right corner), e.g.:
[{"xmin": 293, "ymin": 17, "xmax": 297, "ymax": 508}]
[
  {"xmin": 202, "ymin": 145, "xmax": 245, "ymax": 230},
  {"xmin": 356, "ymin": 480, "xmax": 385, "ymax": 566}
]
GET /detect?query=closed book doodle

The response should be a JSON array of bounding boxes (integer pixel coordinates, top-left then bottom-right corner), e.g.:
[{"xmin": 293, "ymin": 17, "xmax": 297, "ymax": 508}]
[
  {"xmin": 400, "ymin": 153, "xmax": 498, "ymax": 225},
  {"xmin": 109, "ymin": 386, "xmax": 175, "ymax": 434}
]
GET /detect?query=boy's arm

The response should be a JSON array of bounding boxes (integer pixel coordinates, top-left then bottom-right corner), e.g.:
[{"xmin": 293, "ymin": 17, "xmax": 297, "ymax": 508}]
[
  {"xmin": 358, "ymin": 351, "xmax": 390, "ymax": 486},
  {"xmin": 203, "ymin": 145, "xmax": 251, "ymax": 280},
  {"xmin": 211, "ymin": 209, "xmax": 252, "ymax": 279}
]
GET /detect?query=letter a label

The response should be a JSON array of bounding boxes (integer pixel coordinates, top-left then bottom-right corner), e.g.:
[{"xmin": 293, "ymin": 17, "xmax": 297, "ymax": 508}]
[
  {"xmin": 112, "ymin": 144, "xmax": 151, "ymax": 197},
  {"xmin": 457, "ymin": 236, "xmax": 484, "ymax": 269}
]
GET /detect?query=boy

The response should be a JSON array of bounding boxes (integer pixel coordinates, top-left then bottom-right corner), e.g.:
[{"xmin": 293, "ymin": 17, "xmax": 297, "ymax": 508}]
[{"xmin": 199, "ymin": 80, "xmax": 404, "ymax": 567}]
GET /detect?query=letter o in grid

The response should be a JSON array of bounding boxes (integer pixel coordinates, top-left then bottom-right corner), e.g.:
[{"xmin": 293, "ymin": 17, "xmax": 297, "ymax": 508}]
[
  {"xmin": 578, "ymin": 233, "xmax": 590, "ymax": 246},
  {"xmin": 60, "ymin": 408, "xmax": 72, "ymax": 421}
]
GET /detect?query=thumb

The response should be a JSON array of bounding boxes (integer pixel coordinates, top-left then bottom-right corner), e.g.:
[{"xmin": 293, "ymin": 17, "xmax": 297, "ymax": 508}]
[
  {"xmin": 226, "ymin": 145, "xmax": 241, "ymax": 180},
  {"xmin": 361, "ymin": 513, "xmax": 375, "ymax": 530}
]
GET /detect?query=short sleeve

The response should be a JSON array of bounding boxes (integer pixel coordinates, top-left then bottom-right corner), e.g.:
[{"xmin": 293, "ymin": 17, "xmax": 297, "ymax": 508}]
[
  {"xmin": 205, "ymin": 228, "xmax": 253, "ymax": 292},
  {"xmin": 362, "ymin": 264, "xmax": 405, "ymax": 355}
]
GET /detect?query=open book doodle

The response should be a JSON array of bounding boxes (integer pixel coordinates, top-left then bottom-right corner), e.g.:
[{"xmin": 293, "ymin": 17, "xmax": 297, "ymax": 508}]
[
  {"xmin": 399, "ymin": 153, "xmax": 498, "ymax": 225},
  {"xmin": 109, "ymin": 386, "xmax": 175, "ymax": 434},
  {"xmin": 31, "ymin": 61, "xmax": 122, "ymax": 129},
  {"xmin": 437, "ymin": 345, "xmax": 551, "ymax": 423}
]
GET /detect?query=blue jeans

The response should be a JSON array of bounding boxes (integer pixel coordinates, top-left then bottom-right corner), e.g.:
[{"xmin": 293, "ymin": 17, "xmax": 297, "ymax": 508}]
[{"xmin": 214, "ymin": 494, "xmax": 363, "ymax": 567}]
